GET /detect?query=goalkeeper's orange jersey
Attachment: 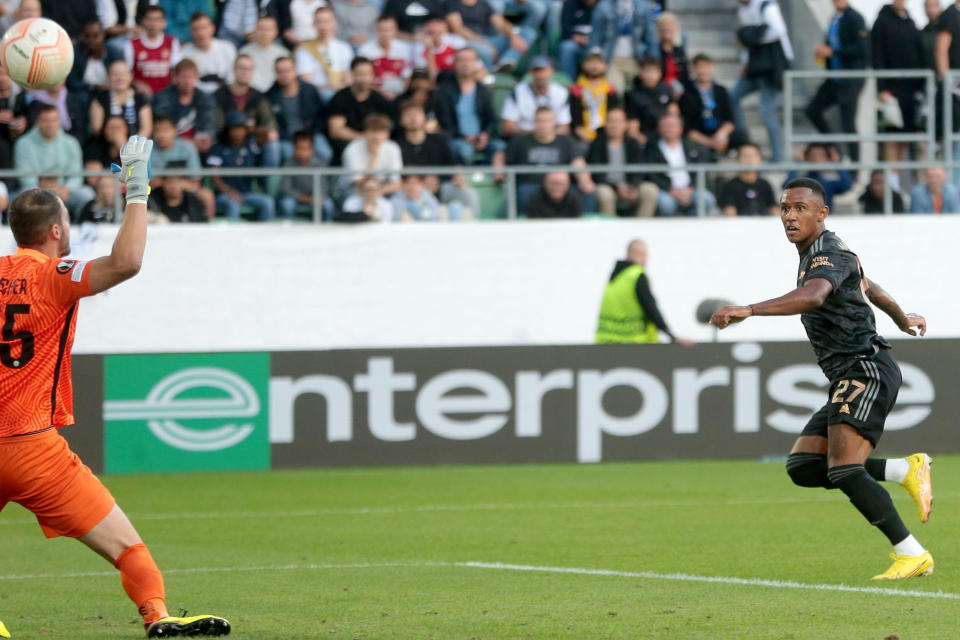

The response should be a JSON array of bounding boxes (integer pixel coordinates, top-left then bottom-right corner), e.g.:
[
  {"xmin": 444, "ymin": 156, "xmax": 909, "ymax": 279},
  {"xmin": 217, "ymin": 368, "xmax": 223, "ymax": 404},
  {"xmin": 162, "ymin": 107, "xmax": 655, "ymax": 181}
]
[{"xmin": 0, "ymin": 248, "xmax": 91, "ymax": 437}]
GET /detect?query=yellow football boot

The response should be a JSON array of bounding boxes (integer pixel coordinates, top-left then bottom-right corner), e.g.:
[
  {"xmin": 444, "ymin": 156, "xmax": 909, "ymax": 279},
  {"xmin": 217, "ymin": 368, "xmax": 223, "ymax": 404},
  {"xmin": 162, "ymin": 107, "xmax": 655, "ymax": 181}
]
[
  {"xmin": 871, "ymin": 551, "xmax": 934, "ymax": 580},
  {"xmin": 901, "ymin": 453, "xmax": 933, "ymax": 523},
  {"xmin": 146, "ymin": 614, "xmax": 230, "ymax": 638},
  {"xmin": 0, "ymin": 618, "xmax": 10, "ymax": 638}
]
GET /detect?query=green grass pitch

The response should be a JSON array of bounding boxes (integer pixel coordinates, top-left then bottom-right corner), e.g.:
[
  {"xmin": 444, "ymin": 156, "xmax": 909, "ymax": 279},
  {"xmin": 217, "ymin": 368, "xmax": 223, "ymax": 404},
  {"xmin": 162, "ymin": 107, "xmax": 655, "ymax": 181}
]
[{"xmin": 1, "ymin": 456, "xmax": 958, "ymax": 639}]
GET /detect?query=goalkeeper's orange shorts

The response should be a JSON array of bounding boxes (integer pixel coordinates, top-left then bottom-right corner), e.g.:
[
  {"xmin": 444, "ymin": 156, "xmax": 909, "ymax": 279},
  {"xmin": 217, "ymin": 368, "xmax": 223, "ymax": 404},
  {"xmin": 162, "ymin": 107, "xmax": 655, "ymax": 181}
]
[{"xmin": 0, "ymin": 428, "xmax": 115, "ymax": 538}]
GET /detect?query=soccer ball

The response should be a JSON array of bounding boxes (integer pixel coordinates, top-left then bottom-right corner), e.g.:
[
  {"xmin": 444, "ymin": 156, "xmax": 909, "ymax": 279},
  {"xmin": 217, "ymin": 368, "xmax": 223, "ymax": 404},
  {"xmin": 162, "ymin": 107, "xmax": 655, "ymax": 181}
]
[{"xmin": 0, "ymin": 18, "xmax": 73, "ymax": 90}]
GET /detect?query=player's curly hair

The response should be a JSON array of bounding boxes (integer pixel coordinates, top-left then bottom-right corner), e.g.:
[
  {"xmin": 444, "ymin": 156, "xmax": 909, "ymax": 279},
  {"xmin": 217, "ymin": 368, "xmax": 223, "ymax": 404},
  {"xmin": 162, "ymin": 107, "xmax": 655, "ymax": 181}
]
[{"xmin": 9, "ymin": 188, "xmax": 65, "ymax": 248}]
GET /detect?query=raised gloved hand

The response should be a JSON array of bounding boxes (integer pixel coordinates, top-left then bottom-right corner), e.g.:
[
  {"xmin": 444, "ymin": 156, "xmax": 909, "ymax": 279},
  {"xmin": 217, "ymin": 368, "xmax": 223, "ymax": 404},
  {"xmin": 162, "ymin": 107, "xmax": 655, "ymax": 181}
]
[{"xmin": 111, "ymin": 135, "xmax": 153, "ymax": 205}]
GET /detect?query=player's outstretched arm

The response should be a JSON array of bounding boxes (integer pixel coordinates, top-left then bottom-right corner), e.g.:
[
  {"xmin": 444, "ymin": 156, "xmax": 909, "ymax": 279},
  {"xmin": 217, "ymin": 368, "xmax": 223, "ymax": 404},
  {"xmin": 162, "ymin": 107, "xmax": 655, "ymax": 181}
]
[
  {"xmin": 710, "ymin": 279, "xmax": 834, "ymax": 329},
  {"xmin": 865, "ymin": 278, "xmax": 927, "ymax": 336},
  {"xmin": 87, "ymin": 135, "xmax": 154, "ymax": 295}
]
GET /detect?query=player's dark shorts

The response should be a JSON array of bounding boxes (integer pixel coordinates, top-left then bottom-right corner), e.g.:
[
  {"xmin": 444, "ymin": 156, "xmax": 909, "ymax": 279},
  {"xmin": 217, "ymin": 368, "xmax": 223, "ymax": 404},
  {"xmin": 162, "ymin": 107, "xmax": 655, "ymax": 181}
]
[{"xmin": 801, "ymin": 348, "xmax": 902, "ymax": 446}]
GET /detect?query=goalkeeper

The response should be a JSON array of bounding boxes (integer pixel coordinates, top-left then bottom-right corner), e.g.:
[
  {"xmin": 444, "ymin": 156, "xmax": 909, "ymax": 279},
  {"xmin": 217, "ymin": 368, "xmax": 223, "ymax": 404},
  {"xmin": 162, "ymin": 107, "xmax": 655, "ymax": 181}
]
[{"xmin": 0, "ymin": 137, "xmax": 230, "ymax": 638}]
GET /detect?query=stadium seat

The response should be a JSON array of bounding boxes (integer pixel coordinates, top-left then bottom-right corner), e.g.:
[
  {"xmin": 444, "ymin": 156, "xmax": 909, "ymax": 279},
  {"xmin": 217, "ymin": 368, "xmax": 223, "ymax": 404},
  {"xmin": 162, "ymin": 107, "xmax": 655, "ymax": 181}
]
[{"xmin": 469, "ymin": 172, "xmax": 506, "ymax": 220}]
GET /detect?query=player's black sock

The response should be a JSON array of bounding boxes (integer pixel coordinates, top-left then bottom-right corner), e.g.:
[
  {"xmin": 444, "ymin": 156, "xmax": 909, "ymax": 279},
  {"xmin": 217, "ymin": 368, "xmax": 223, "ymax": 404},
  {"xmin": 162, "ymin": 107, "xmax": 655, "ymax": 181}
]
[
  {"xmin": 864, "ymin": 458, "xmax": 886, "ymax": 481},
  {"xmin": 826, "ymin": 464, "xmax": 910, "ymax": 545},
  {"xmin": 785, "ymin": 452, "xmax": 833, "ymax": 488}
]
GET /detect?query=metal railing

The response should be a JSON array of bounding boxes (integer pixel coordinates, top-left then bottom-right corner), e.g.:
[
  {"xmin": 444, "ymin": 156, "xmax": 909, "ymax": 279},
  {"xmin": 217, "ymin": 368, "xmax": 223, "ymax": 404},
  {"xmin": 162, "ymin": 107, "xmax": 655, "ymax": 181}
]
[
  {"xmin": 3, "ymin": 156, "xmax": 955, "ymax": 222},
  {"xmin": 943, "ymin": 69, "xmax": 960, "ymax": 170},
  {"xmin": 783, "ymin": 69, "xmax": 938, "ymax": 161}
]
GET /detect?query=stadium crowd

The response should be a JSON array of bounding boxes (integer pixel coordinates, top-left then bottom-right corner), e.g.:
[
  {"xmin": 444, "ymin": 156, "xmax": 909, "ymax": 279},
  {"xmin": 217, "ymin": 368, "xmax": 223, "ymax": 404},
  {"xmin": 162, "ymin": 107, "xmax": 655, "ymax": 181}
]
[{"xmin": 1, "ymin": 0, "xmax": 959, "ymax": 220}]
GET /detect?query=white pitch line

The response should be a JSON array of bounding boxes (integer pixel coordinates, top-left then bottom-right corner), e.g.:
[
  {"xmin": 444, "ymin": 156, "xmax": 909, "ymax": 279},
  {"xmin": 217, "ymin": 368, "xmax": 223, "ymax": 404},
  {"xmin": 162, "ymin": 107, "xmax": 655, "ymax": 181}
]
[
  {"xmin": 0, "ymin": 496, "xmax": 842, "ymax": 526},
  {"xmin": 455, "ymin": 561, "xmax": 960, "ymax": 600},
  {"xmin": 0, "ymin": 560, "xmax": 955, "ymax": 601}
]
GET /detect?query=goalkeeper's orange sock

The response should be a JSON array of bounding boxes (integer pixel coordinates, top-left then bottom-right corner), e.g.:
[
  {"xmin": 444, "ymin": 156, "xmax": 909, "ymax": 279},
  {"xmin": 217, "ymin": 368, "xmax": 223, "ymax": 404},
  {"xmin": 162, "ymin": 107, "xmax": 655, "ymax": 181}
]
[{"xmin": 114, "ymin": 543, "xmax": 169, "ymax": 624}]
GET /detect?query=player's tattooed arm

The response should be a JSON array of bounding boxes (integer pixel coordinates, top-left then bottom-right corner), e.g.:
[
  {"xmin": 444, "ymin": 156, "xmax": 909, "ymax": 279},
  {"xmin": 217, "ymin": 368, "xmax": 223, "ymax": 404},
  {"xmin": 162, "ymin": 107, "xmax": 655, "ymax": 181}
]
[
  {"xmin": 865, "ymin": 278, "xmax": 927, "ymax": 336},
  {"xmin": 710, "ymin": 279, "xmax": 833, "ymax": 329}
]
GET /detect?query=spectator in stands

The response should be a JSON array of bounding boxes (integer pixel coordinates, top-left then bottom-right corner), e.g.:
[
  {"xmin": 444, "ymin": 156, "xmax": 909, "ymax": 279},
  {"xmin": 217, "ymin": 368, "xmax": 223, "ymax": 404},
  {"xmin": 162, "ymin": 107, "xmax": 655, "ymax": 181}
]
[
  {"xmin": 341, "ymin": 112, "xmax": 403, "ymax": 197},
  {"xmin": 391, "ymin": 68, "xmax": 441, "ymax": 126},
  {"xmin": 487, "ymin": 0, "xmax": 549, "ymax": 64},
  {"xmin": 150, "ymin": 114, "xmax": 215, "ymax": 217},
  {"xmin": 436, "ymin": 47, "xmax": 501, "ymax": 165},
  {"xmin": 267, "ymin": 56, "xmax": 332, "ymax": 164},
  {"xmin": 294, "ymin": 6, "xmax": 354, "ymax": 100},
  {"xmin": 181, "ymin": 12, "xmax": 238, "ymax": 94},
  {"xmin": 656, "ymin": 12, "xmax": 688, "ymax": 98},
  {"xmin": 443, "ymin": 0, "xmax": 526, "ymax": 73},
  {"xmin": 358, "ymin": 15, "xmax": 413, "ymax": 98},
  {"xmin": 125, "ymin": 6, "xmax": 180, "ymax": 98},
  {"xmin": 381, "ymin": 0, "xmax": 444, "ymax": 39},
  {"xmin": 239, "ymin": 16, "xmax": 290, "ymax": 92},
  {"xmin": 39, "ymin": 0, "xmax": 96, "ymax": 39},
  {"xmin": 332, "ymin": 0, "xmax": 379, "ymax": 48},
  {"xmin": 731, "ymin": 0, "xmax": 793, "ymax": 163},
  {"xmin": 785, "ymin": 143, "xmax": 853, "ymax": 211},
  {"xmin": 588, "ymin": 105, "xmax": 647, "ymax": 217},
  {"xmin": 527, "ymin": 171, "xmax": 583, "ymax": 218},
  {"xmin": 135, "ymin": 0, "xmax": 208, "ymax": 45},
  {"xmin": 501, "ymin": 56, "xmax": 572, "ymax": 137},
  {"xmin": 77, "ymin": 174, "xmax": 117, "ymax": 223},
  {"xmin": 937, "ymin": 0, "xmax": 960, "ymax": 184},
  {"xmin": 558, "ymin": 0, "xmax": 598, "ymax": 81},
  {"xmin": 640, "ymin": 112, "xmax": 715, "ymax": 216},
  {"xmin": 0, "ymin": 67, "xmax": 27, "ymax": 191},
  {"xmin": 921, "ymin": 0, "xmax": 942, "ymax": 71},
  {"xmin": 804, "ymin": 0, "xmax": 868, "ymax": 163},
  {"xmin": 97, "ymin": 0, "xmax": 137, "ymax": 61},
  {"xmin": 278, "ymin": 131, "xmax": 325, "ymax": 219},
  {"xmin": 590, "ymin": 0, "xmax": 659, "ymax": 94},
  {"xmin": 151, "ymin": 115, "xmax": 203, "ymax": 172},
  {"xmin": 570, "ymin": 47, "xmax": 617, "ymax": 148},
  {"xmin": 84, "ymin": 114, "xmax": 129, "ymax": 167},
  {"xmin": 679, "ymin": 54, "xmax": 743, "ymax": 155},
  {"xmin": 391, "ymin": 173, "xmax": 443, "ymax": 221},
  {"xmin": 208, "ymin": 111, "xmax": 277, "ymax": 220},
  {"xmin": 718, "ymin": 143, "xmax": 777, "ymax": 216},
  {"xmin": 89, "ymin": 61, "xmax": 152, "ymax": 138},
  {"xmin": 340, "ymin": 176, "xmax": 394, "ymax": 222},
  {"xmin": 625, "ymin": 56, "xmax": 670, "ymax": 143},
  {"xmin": 67, "ymin": 20, "xmax": 114, "ymax": 105},
  {"xmin": 214, "ymin": 54, "xmax": 281, "ymax": 167},
  {"xmin": 25, "ymin": 81, "xmax": 86, "ymax": 142},
  {"xmin": 414, "ymin": 15, "xmax": 466, "ymax": 77},
  {"xmin": 909, "ymin": 167, "xmax": 959, "ymax": 214},
  {"xmin": 859, "ymin": 170, "xmax": 905, "ymax": 214},
  {"xmin": 327, "ymin": 57, "xmax": 393, "ymax": 164},
  {"xmin": 14, "ymin": 104, "xmax": 93, "ymax": 214},
  {"xmin": 149, "ymin": 160, "xmax": 208, "ymax": 222},
  {"xmin": 285, "ymin": 0, "xmax": 324, "ymax": 46},
  {"xmin": 397, "ymin": 100, "xmax": 478, "ymax": 219},
  {"xmin": 153, "ymin": 59, "xmax": 217, "ymax": 153},
  {"xmin": 494, "ymin": 106, "xmax": 595, "ymax": 214},
  {"xmin": 216, "ymin": 0, "xmax": 260, "ymax": 47}
]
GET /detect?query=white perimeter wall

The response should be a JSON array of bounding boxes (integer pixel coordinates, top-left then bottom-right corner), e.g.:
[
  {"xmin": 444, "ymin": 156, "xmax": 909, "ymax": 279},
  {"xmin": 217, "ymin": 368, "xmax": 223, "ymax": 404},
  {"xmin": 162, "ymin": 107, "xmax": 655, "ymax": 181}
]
[{"xmin": 17, "ymin": 217, "xmax": 956, "ymax": 354}]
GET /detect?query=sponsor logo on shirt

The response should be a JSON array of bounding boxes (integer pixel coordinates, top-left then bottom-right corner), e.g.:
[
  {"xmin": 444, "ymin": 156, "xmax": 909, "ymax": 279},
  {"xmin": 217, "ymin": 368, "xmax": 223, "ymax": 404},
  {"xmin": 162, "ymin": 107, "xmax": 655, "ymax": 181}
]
[{"xmin": 810, "ymin": 255, "xmax": 834, "ymax": 269}]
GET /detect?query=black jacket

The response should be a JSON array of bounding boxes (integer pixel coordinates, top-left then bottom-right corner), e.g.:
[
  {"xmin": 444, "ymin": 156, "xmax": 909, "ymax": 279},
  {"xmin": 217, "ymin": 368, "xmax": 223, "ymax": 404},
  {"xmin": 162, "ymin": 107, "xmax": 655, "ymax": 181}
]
[
  {"xmin": 586, "ymin": 129, "xmax": 645, "ymax": 186},
  {"xmin": 265, "ymin": 81, "xmax": 324, "ymax": 139},
  {"xmin": 434, "ymin": 79, "xmax": 497, "ymax": 138},
  {"xmin": 641, "ymin": 136, "xmax": 713, "ymax": 192},
  {"xmin": 560, "ymin": 0, "xmax": 595, "ymax": 40},
  {"xmin": 871, "ymin": 4, "xmax": 923, "ymax": 92},
  {"xmin": 625, "ymin": 81, "xmax": 672, "ymax": 138},
  {"xmin": 527, "ymin": 186, "xmax": 582, "ymax": 218},
  {"xmin": 678, "ymin": 81, "xmax": 735, "ymax": 135},
  {"xmin": 828, "ymin": 7, "xmax": 870, "ymax": 71},
  {"xmin": 608, "ymin": 260, "xmax": 673, "ymax": 339}
]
